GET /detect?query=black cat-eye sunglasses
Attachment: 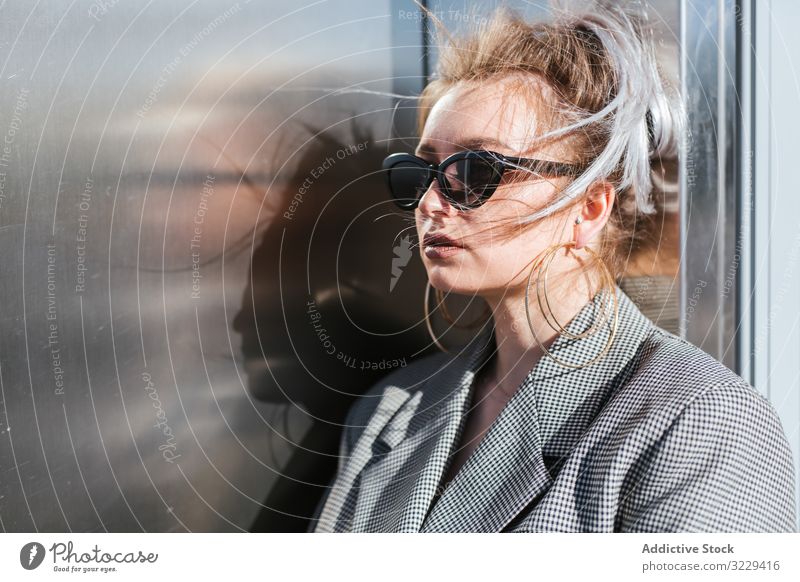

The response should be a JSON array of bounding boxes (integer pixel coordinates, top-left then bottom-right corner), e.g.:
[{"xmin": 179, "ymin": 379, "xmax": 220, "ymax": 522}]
[{"xmin": 382, "ymin": 149, "xmax": 588, "ymax": 211}]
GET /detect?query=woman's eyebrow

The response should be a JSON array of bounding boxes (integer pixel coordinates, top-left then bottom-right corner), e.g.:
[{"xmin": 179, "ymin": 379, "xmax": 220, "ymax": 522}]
[{"xmin": 415, "ymin": 137, "xmax": 512, "ymax": 156}]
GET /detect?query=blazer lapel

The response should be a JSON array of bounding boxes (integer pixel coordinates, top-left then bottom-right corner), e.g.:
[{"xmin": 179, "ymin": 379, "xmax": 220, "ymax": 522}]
[
  {"xmin": 420, "ymin": 368, "xmax": 553, "ymax": 532},
  {"xmin": 314, "ymin": 385, "xmax": 413, "ymax": 532},
  {"xmin": 349, "ymin": 324, "xmax": 495, "ymax": 532},
  {"xmin": 420, "ymin": 284, "xmax": 654, "ymax": 532}
]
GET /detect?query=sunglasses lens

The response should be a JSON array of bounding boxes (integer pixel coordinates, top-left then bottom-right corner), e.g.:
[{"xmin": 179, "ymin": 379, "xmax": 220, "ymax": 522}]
[
  {"xmin": 443, "ymin": 156, "xmax": 500, "ymax": 208},
  {"xmin": 387, "ymin": 161, "xmax": 429, "ymax": 209}
]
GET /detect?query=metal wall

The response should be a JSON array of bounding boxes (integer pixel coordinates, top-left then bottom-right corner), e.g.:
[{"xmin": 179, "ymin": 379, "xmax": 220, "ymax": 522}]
[{"xmin": 0, "ymin": 0, "xmax": 430, "ymax": 532}]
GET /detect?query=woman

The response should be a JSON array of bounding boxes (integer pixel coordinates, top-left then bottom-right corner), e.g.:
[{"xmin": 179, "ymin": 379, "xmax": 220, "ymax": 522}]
[{"xmin": 309, "ymin": 5, "xmax": 796, "ymax": 532}]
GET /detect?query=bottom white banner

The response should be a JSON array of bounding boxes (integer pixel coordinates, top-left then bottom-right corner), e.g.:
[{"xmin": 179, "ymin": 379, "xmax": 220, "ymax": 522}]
[{"xmin": 0, "ymin": 532, "xmax": 798, "ymax": 581}]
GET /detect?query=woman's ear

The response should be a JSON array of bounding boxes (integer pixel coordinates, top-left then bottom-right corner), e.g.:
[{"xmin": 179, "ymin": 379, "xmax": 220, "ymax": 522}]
[{"xmin": 573, "ymin": 181, "xmax": 615, "ymax": 250}]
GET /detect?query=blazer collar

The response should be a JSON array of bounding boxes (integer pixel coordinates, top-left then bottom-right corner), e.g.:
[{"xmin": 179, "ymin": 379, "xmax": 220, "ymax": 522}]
[{"xmin": 352, "ymin": 283, "xmax": 654, "ymax": 532}]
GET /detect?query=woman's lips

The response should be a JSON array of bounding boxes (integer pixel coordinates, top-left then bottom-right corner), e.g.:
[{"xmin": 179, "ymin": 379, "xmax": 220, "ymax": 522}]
[
  {"xmin": 424, "ymin": 243, "xmax": 464, "ymax": 259},
  {"xmin": 423, "ymin": 232, "xmax": 464, "ymax": 259}
]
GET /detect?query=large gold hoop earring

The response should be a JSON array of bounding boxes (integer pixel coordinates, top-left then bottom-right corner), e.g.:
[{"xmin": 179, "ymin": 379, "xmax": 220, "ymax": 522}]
[
  {"xmin": 424, "ymin": 280, "xmax": 492, "ymax": 353},
  {"xmin": 424, "ymin": 280, "xmax": 450, "ymax": 353},
  {"xmin": 435, "ymin": 287, "xmax": 492, "ymax": 329},
  {"xmin": 536, "ymin": 241, "xmax": 615, "ymax": 340},
  {"xmin": 524, "ymin": 241, "xmax": 619, "ymax": 369}
]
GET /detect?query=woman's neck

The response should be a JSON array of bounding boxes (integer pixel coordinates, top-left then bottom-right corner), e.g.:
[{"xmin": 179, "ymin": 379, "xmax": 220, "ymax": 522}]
[{"xmin": 481, "ymin": 276, "xmax": 600, "ymax": 396}]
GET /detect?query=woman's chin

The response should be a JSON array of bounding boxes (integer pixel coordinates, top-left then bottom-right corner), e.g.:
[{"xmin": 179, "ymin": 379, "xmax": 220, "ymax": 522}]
[{"xmin": 426, "ymin": 273, "xmax": 478, "ymax": 296}]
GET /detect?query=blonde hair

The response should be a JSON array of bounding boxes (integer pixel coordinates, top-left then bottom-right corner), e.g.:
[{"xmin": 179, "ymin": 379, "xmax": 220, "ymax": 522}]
[{"xmin": 415, "ymin": 2, "xmax": 683, "ymax": 281}]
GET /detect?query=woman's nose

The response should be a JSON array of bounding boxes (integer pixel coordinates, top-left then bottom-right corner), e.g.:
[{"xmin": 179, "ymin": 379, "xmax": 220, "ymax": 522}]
[{"xmin": 417, "ymin": 179, "xmax": 457, "ymax": 217}]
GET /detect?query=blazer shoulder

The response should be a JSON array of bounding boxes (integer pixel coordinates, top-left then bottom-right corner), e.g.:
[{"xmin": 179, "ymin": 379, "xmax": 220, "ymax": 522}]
[
  {"xmin": 625, "ymin": 325, "xmax": 780, "ymax": 426},
  {"xmin": 618, "ymin": 331, "xmax": 796, "ymax": 531},
  {"xmin": 642, "ymin": 325, "xmax": 752, "ymax": 385}
]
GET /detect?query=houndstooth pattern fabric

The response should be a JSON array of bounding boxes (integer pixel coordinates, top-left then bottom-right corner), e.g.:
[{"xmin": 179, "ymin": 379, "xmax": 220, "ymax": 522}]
[{"xmin": 308, "ymin": 284, "xmax": 797, "ymax": 532}]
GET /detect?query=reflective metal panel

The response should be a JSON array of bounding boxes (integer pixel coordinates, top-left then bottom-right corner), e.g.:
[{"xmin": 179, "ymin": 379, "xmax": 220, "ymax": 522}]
[
  {"xmin": 680, "ymin": 0, "xmax": 744, "ymax": 368},
  {"xmin": 0, "ymin": 0, "xmax": 425, "ymax": 532}
]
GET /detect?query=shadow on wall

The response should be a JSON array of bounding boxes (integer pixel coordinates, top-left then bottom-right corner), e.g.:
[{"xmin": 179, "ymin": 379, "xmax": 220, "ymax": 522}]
[{"xmin": 231, "ymin": 120, "xmax": 436, "ymax": 532}]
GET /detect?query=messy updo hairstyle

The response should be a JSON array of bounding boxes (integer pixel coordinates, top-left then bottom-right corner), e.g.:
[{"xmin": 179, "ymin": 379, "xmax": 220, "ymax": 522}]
[{"xmin": 415, "ymin": 2, "xmax": 683, "ymax": 282}]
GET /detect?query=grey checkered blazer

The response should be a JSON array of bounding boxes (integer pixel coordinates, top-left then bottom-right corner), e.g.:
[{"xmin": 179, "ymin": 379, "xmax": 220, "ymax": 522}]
[{"xmin": 308, "ymin": 284, "xmax": 797, "ymax": 532}]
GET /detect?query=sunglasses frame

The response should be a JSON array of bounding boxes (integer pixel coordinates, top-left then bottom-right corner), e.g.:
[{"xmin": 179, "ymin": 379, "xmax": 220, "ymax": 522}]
[{"xmin": 382, "ymin": 149, "xmax": 587, "ymax": 211}]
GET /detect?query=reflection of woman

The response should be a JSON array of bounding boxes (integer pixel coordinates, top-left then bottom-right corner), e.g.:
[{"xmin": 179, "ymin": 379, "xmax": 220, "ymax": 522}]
[{"xmin": 309, "ymin": 6, "xmax": 796, "ymax": 532}]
